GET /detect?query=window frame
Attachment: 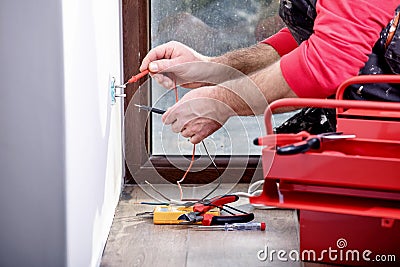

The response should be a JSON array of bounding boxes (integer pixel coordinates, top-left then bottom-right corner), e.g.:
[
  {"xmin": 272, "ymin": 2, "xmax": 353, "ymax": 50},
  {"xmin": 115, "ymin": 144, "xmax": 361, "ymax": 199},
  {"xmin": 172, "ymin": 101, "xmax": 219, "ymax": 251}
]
[{"xmin": 122, "ymin": 0, "xmax": 262, "ymax": 184}]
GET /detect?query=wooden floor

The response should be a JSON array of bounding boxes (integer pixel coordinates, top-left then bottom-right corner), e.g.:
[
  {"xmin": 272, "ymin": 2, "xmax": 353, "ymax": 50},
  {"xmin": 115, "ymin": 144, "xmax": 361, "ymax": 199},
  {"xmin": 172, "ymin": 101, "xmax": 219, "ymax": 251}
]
[{"xmin": 101, "ymin": 184, "xmax": 334, "ymax": 267}]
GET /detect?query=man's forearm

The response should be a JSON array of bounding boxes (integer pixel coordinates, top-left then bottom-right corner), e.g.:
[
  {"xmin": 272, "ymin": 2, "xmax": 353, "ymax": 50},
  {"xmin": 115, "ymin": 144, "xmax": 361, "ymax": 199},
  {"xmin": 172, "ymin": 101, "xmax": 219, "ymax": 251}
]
[
  {"xmin": 210, "ymin": 43, "xmax": 281, "ymax": 75},
  {"xmin": 213, "ymin": 60, "xmax": 298, "ymax": 116}
]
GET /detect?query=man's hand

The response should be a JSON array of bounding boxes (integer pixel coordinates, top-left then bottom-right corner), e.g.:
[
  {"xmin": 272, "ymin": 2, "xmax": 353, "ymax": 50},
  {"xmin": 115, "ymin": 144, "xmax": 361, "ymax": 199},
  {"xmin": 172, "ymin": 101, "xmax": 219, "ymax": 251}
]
[
  {"xmin": 140, "ymin": 41, "xmax": 211, "ymax": 89},
  {"xmin": 140, "ymin": 41, "xmax": 281, "ymax": 89},
  {"xmin": 160, "ymin": 60, "xmax": 299, "ymax": 144},
  {"xmin": 161, "ymin": 86, "xmax": 236, "ymax": 144}
]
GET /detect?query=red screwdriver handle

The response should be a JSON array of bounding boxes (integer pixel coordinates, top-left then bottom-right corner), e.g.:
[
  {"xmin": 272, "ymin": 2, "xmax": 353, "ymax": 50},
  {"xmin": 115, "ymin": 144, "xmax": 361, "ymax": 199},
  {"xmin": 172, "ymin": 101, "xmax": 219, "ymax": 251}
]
[
  {"xmin": 254, "ymin": 131, "xmax": 310, "ymax": 146},
  {"xmin": 202, "ymin": 213, "xmax": 255, "ymax": 226},
  {"xmin": 127, "ymin": 69, "xmax": 150, "ymax": 84},
  {"xmin": 193, "ymin": 195, "xmax": 239, "ymax": 214}
]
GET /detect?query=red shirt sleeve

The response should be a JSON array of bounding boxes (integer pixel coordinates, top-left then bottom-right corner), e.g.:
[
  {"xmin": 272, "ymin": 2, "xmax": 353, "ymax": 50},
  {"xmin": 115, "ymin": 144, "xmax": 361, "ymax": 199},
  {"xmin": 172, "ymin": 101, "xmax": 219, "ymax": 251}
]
[
  {"xmin": 261, "ymin": 28, "xmax": 298, "ymax": 57},
  {"xmin": 280, "ymin": 0, "xmax": 399, "ymax": 98}
]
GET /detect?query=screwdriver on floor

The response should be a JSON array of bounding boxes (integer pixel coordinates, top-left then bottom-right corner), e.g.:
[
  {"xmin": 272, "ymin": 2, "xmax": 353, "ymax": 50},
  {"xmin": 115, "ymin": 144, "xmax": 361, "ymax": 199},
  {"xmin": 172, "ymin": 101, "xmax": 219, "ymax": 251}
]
[{"xmin": 193, "ymin": 222, "xmax": 266, "ymax": 231}]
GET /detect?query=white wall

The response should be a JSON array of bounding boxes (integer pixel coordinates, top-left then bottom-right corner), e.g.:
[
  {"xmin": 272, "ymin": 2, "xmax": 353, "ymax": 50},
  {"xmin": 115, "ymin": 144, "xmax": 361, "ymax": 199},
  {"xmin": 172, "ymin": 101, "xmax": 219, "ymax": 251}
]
[
  {"xmin": 0, "ymin": 1, "xmax": 66, "ymax": 266},
  {"xmin": 0, "ymin": 0, "xmax": 123, "ymax": 266},
  {"xmin": 62, "ymin": 0, "xmax": 123, "ymax": 266}
]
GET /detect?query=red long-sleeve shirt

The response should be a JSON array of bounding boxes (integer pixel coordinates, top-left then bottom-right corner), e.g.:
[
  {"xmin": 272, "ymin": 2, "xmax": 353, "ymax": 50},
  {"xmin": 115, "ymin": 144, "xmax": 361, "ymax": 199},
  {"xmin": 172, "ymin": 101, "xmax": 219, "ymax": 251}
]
[{"xmin": 262, "ymin": 0, "xmax": 399, "ymax": 98}]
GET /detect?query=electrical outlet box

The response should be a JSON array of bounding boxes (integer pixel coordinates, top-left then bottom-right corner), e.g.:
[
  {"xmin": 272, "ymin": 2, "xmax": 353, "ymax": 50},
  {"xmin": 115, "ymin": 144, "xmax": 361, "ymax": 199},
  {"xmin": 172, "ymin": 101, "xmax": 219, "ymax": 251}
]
[{"xmin": 110, "ymin": 77, "xmax": 116, "ymax": 105}]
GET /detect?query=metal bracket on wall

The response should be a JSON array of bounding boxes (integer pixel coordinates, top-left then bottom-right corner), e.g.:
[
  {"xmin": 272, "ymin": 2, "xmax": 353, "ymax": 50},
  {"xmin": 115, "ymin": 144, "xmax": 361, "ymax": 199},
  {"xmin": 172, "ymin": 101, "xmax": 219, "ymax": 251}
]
[{"xmin": 110, "ymin": 77, "xmax": 126, "ymax": 105}]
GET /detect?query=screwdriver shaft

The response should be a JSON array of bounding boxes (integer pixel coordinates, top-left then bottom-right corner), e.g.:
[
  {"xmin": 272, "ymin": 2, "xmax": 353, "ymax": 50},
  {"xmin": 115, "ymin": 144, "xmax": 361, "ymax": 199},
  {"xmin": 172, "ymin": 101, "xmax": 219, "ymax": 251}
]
[
  {"xmin": 195, "ymin": 222, "xmax": 266, "ymax": 231},
  {"xmin": 135, "ymin": 104, "xmax": 166, "ymax": 114}
]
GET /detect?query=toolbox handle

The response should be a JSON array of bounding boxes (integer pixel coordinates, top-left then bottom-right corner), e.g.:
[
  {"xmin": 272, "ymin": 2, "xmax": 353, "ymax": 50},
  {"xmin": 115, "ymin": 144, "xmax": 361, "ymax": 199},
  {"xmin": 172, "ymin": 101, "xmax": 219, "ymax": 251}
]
[
  {"xmin": 264, "ymin": 75, "xmax": 400, "ymax": 135},
  {"xmin": 335, "ymin": 75, "xmax": 400, "ymax": 100},
  {"xmin": 265, "ymin": 98, "xmax": 400, "ymax": 134},
  {"xmin": 335, "ymin": 74, "xmax": 400, "ymax": 112}
]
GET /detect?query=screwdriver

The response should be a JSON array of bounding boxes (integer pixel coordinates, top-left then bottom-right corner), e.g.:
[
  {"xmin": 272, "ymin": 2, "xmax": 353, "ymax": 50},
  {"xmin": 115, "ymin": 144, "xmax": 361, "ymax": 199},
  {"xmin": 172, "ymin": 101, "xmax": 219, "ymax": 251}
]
[
  {"xmin": 118, "ymin": 69, "xmax": 150, "ymax": 87},
  {"xmin": 134, "ymin": 104, "xmax": 166, "ymax": 114},
  {"xmin": 193, "ymin": 222, "xmax": 266, "ymax": 231}
]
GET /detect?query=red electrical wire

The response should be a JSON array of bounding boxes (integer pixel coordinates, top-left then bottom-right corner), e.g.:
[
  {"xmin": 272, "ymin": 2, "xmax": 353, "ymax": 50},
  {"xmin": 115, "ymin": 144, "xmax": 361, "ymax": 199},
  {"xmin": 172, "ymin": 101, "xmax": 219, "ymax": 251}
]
[
  {"xmin": 172, "ymin": 78, "xmax": 196, "ymax": 200},
  {"xmin": 177, "ymin": 144, "xmax": 196, "ymax": 200},
  {"xmin": 173, "ymin": 82, "xmax": 179, "ymax": 103},
  {"xmin": 128, "ymin": 71, "xmax": 196, "ymax": 201}
]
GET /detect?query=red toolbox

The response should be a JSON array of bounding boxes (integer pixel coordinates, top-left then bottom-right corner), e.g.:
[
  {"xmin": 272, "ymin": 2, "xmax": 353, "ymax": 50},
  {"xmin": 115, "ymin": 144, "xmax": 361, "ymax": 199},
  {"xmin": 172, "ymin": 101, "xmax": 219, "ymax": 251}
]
[{"xmin": 251, "ymin": 75, "xmax": 400, "ymax": 266}]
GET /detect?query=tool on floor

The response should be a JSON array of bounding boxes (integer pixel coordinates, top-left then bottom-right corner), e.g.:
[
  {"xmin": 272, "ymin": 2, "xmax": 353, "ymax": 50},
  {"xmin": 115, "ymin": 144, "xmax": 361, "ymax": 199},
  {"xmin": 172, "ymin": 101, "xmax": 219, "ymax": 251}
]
[
  {"xmin": 193, "ymin": 222, "xmax": 266, "ymax": 231},
  {"xmin": 136, "ymin": 205, "xmax": 220, "ymax": 225},
  {"xmin": 178, "ymin": 195, "xmax": 254, "ymax": 226},
  {"xmin": 153, "ymin": 205, "xmax": 220, "ymax": 225},
  {"xmin": 135, "ymin": 104, "xmax": 166, "ymax": 114}
]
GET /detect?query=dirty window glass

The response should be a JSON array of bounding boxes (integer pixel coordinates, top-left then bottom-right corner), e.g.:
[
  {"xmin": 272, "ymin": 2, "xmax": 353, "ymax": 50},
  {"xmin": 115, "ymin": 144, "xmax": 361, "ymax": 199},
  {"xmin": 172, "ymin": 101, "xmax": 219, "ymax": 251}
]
[{"xmin": 150, "ymin": 0, "xmax": 286, "ymax": 155}]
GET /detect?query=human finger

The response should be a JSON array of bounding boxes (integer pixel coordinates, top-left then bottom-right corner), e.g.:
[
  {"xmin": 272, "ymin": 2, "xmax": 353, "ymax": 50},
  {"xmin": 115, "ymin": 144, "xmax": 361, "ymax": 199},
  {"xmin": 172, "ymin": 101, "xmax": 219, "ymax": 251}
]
[
  {"xmin": 180, "ymin": 128, "xmax": 192, "ymax": 138},
  {"xmin": 162, "ymin": 106, "xmax": 177, "ymax": 125},
  {"xmin": 171, "ymin": 119, "xmax": 184, "ymax": 133},
  {"xmin": 186, "ymin": 119, "xmax": 222, "ymax": 144},
  {"xmin": 189, "ymin": 134, "xmax": 205, "ymax": 144},
  {"xmin": 147, "ymin": 58, "xmax": 181, "ymax": 73},
  {"xmin": 152, "ymin": 73, "xmax": 174, "ymax": 89},
  {"xmin": 140, "ymin": 42, "xmax": 176, "ymax": 72},
  {"xmin": 189, "ymin": 125, "xmax": 218, "ymax": 144},
  {"xmin": 180, "ymin": 124, "xmax": 200, "ymax": 138}
]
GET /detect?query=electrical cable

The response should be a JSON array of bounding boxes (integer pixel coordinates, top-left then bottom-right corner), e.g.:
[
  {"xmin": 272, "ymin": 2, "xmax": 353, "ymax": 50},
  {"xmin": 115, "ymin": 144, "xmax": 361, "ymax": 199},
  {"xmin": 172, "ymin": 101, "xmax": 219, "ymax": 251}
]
[
  {"xmin": 248, "ymin": 180, "xmax": 265, "ymax": 194},
  {"xmin": 128, "ymin": 70, "xmax": 224, "ymax": 204},
  {"xmin": 170, "ymin": 79, "xmax": 199, "ymax": 201},
  {"xmin": 200, "ymin": 140, "xmax": 223, "ymax": 200},
  {"xmin": 177, "ymin": 144, "xmax": 196, "ymax": 200},
  {"xmin": 232, "ymin": 180, "xmax": 264, "ymax": 198}
]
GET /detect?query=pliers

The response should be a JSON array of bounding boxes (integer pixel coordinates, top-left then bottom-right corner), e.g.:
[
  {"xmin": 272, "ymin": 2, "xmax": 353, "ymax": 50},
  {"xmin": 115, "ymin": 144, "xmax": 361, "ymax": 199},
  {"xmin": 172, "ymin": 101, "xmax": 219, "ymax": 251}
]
[
  {"xmin": 177, "ymin": 195, "xmax": 254, "ymax": 226},
  {"xmin": 276, "ymin": 132, "xmax": 356, "ymax": 155}
]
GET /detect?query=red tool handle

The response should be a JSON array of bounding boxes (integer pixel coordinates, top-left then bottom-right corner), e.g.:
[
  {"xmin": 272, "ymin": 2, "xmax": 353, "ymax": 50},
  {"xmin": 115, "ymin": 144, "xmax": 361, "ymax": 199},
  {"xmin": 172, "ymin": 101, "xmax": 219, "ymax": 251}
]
[
  {"xmin": 127, "ymin": 69, "xmax": 149, "ymax": 84},
  {"xmin": 253, "ymin": 131, "xmax": 310, "ymax": 146},
  {"xmin": 193, "ymin": 195, "xmax": 239, "ymax": 214},
  {"xmin": 276, "ymin": 137, "xmax": 321, "ymax": 155},
  {"xmin": 202, "ymin": 213, "xmax": 255, "ymax": 226}
]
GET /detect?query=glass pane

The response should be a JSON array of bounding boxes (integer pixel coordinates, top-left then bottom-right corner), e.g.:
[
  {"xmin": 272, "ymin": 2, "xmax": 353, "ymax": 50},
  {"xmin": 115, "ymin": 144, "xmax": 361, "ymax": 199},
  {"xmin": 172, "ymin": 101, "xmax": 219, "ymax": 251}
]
[{"xmin": 150, "ymin": 0, "xmax": 285, "ymax": 155}]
